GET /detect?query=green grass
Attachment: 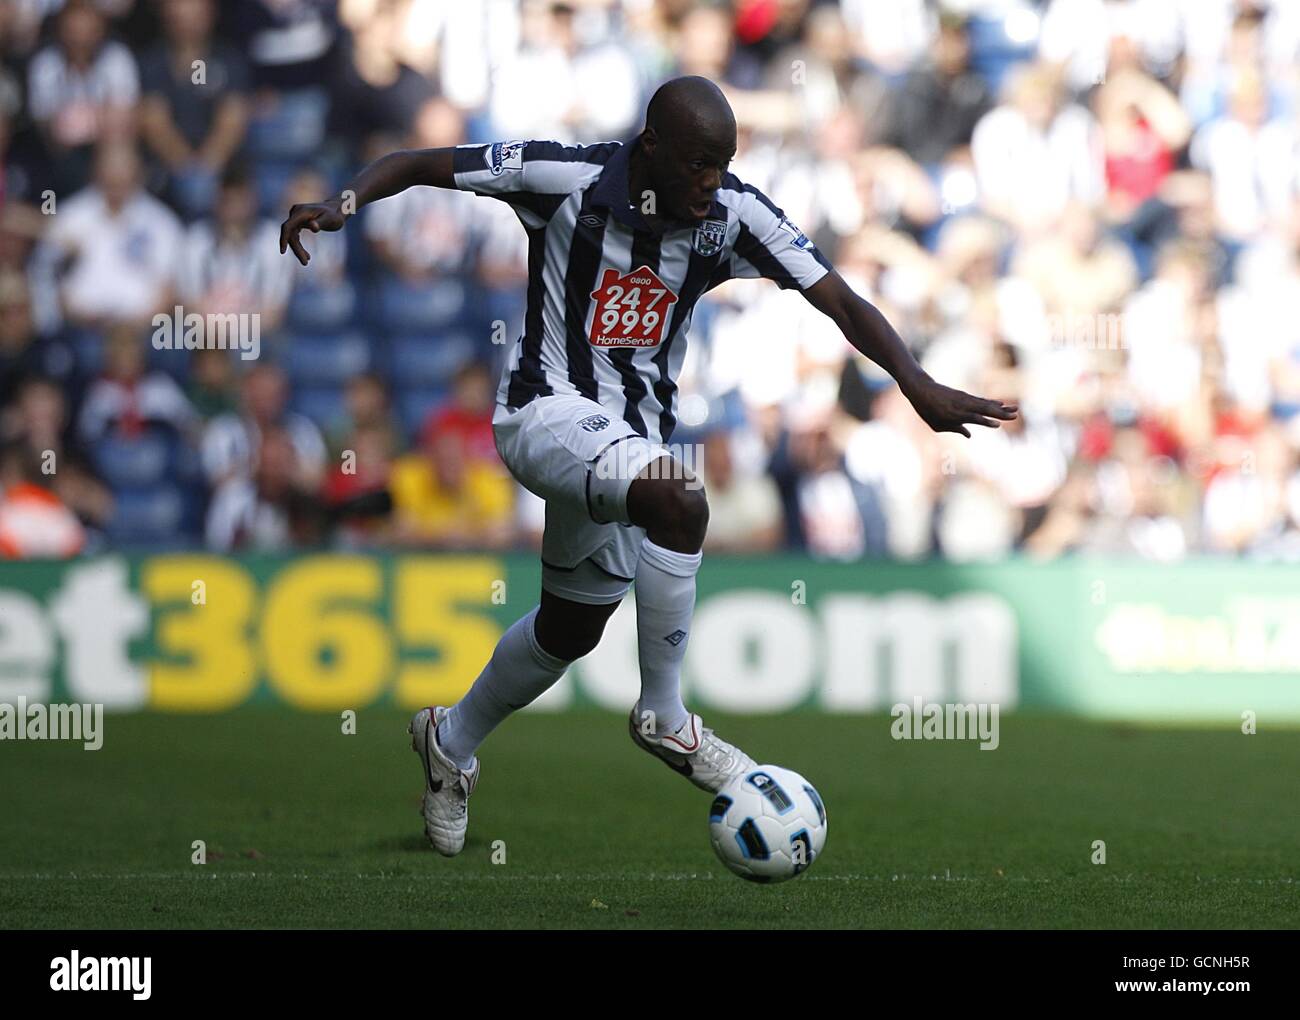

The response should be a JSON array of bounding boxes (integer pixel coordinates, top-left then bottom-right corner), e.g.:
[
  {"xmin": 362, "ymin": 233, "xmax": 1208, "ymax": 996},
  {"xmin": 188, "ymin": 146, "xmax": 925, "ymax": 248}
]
[{"xmin": 1, "ymin": 710, "xmax": 1297, "ymax": 928}]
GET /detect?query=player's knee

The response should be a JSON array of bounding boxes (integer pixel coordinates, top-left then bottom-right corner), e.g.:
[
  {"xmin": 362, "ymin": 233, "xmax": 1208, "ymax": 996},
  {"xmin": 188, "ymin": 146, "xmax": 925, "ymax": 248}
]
[
  {"xmin": 534, "ymin": 596, "xmax": 617, "ymax": 661},
  {"xmin": 633, "ymin": 476, "xmax": 709, "ymax": 553}
]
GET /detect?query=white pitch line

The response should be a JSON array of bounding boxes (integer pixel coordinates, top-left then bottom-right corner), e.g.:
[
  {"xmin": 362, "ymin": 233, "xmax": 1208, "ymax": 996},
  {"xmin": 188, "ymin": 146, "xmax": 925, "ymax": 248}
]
[{"xmin": 0, "ymin": 873, "xmax": 1296, "ymax": 884}]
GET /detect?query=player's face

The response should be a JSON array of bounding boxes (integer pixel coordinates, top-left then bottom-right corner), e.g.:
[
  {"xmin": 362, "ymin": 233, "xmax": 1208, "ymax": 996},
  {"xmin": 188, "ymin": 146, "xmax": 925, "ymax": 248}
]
[{"xmin": 650, "ymin": 129, "xmax": 735, "ymax": 223}]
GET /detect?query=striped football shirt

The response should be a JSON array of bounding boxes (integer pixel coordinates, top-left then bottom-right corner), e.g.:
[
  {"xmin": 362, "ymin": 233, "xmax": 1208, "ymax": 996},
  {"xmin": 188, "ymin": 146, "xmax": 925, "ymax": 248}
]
[{"xmin": 452, "ymin": 138, "xmax": 833, "ymax": 445}]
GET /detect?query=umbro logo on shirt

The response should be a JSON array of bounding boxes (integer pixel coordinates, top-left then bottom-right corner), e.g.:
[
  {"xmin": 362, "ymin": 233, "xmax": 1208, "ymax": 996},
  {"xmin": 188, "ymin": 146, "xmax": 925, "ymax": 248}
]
[{"xmin": 578, "ymin": 213, "xmax": 604, "ymax": 228}]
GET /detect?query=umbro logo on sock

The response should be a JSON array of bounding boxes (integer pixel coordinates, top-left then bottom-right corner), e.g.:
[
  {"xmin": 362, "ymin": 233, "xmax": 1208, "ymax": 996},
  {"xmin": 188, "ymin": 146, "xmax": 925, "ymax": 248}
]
[{"xmin": 664, "ymin": 629, "xmax": 687, "ymax": 646}]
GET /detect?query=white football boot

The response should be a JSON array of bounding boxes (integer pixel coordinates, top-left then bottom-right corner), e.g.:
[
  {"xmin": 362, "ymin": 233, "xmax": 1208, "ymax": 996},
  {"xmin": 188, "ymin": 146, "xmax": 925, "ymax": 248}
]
[
  {"xmin": 408, "ymin": 706, "xmax": 480, "ymax": 857},
  {"xmin": 628, "ymin": 702, "xmax": 757, "ymax": 793}
]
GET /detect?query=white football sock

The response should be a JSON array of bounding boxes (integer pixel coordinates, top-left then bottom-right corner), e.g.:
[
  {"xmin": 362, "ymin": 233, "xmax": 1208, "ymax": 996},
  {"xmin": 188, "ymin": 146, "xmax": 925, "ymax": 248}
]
[
  {"xmin": 634, "ymin": 538, "xmax": 701, "ymax": 736},
  {"xmin": 437, "ymin": 605, "xmax": 568, "ymax": 768}
]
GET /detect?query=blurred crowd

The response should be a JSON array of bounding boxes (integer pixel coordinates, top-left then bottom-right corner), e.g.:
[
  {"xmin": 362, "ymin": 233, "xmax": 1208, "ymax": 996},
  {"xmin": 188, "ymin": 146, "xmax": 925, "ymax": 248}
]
[{"xmin": 2, "ymin": 0, "xmax": 1300, "ymax": 562}]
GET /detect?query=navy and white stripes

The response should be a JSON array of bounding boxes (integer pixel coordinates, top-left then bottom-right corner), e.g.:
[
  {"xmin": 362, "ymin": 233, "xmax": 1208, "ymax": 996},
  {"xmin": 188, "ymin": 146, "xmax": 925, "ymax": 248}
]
[{"xmin": 452, "ymin": 138, "xmax": 831, "ymax": 446}]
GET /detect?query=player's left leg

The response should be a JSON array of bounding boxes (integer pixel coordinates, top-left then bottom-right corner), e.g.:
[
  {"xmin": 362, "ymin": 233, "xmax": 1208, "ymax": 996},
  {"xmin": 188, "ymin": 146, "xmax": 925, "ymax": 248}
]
[
  {"xmin": 605, "ymin": 460, "xmax": 756, "ymax": 793},
  {"xmin": 624, "ymin": 469, "xmax": 709, "ymax": 736}
]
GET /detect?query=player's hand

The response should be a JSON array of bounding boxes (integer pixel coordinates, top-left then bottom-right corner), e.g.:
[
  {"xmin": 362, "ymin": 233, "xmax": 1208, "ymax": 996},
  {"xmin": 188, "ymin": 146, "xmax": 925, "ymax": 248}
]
[
  {"xmin": 279, "ymin": 199, "xmax": 347, "ymax": 266},
  {"xmin": 906, "ymin": 377, "xmax": 1018, "ymax": 438}
]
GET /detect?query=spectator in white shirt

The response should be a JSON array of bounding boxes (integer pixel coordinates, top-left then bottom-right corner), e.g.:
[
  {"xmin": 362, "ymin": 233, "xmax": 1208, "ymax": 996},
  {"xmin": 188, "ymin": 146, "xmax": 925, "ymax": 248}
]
[
  {"xmin": 26, "ymin": 0, "xmax": 138, "ymax": 192},
  {"xmin": 34, "ymin": 140, "xmax": 183, "ymax": 332},
  {"xmin": 364, "ymin": 97, "xmax": 479, "ymax": 281},
  {"xmin": 972, "ymin": 63, "xmax": 1105, "ymax": 235},
  {"xmin": 77, "ymin": 323, "xmax": 197, "ymax": 445},
  {"xmin": 178, "ymin": 162, "xmax": 294, "ymax": 333},
  {"xmin": 490, "ymin": 0, "xmax": 640, "ymax": 144},
  {"xmin": 1189, "ymin": 67, "xmax": 1297, "ymax": 242}
]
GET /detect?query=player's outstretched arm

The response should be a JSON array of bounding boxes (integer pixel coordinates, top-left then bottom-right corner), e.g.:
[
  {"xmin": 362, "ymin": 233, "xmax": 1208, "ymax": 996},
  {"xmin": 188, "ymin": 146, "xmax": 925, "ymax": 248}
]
[
  {"xmin": 278, "ymin": 147, "xmax": 457, "ymax": 266},
  {"xmin": 802, "ymin": 270, "xmax": 1018, "ymax": 437}
]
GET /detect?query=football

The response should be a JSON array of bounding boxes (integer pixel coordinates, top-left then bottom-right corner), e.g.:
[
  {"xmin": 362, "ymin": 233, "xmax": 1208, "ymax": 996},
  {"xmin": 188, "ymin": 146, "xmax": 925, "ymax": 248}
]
[{"xmin": 708, "ymin": 765, "xmax": 828, "ymax": 883}]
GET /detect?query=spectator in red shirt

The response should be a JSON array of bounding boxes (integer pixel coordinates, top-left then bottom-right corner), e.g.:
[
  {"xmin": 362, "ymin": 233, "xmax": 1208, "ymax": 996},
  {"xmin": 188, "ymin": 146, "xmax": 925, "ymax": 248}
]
[{"xmin": 420, "ymin": 359, "xmax": 499, "ymax": 466}]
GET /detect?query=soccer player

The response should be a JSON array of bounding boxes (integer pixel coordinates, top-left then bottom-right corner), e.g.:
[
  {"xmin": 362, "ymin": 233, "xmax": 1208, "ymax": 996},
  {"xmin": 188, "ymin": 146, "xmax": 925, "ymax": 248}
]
[{"xmin": 280, "ymin": 76, "xmax": 1017, "ymax": 856}]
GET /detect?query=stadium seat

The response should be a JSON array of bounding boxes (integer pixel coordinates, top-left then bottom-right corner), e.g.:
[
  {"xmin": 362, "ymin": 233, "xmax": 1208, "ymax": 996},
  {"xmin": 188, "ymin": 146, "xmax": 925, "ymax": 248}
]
[
  {"xmin": 395, "ymin": 386, "xmax": 451, "ymax": 442},
  {"xmin": 65, "ymin": 327, "xmax": 106, "ymax": 380},
  {"xmin": 376, "ymin": 277, "xmax": 469, "ymax": 332},
  {"xmin": 254, "ymin": 159, "xmax": 306, "ymax": 217},
  {"xmin": 291, "ymin": 385, "xmax": 349, "ymax": 434},
  {"xmin": 145, "ymin": 337, "xmax": 191, "ymax": 384},
  {"xmin": 247, "ymin": 87, "xmax": 329, "ymax": 161},
  {"xmin": 386, "ymin": 331, "xmax": 476, "ymax": 389},
  {"xmin": 476, "ymin": 285, "xmax": 526, "ymax": 335},
  {"xmin": 966, "ymin": 12, "xmax": 1038, "ymax": 95},
  {"xmin": 285, "ymin": 330, "xmax": 371, "ymax": 387},
  {"xmin": 287, "ymin": 280, "xmax": 358, "ymax": 333},
  {"xmin": 105, "ymin": 485, "xmax": 186, "ymax": 547},
  {"xmin": 93, "ymin": 432, "xmax": 174, "ymax": 490}
]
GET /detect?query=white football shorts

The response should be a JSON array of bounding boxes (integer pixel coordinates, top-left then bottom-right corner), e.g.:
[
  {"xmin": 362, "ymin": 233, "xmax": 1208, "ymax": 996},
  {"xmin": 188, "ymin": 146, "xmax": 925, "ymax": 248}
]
[{"xmin": 492, "ymin": 394, "xmax": 671, "ymax": 603}]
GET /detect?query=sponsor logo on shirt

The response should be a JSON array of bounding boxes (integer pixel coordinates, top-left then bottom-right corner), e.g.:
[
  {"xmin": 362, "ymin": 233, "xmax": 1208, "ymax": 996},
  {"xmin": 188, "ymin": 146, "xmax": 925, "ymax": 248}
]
[
  {"xmin": 485, "ymin": 140, "xmax": 526, "ymax": 176},
  {"xmin": 588, "ymin": 265, "xmax": 679, "ymax": 348}
]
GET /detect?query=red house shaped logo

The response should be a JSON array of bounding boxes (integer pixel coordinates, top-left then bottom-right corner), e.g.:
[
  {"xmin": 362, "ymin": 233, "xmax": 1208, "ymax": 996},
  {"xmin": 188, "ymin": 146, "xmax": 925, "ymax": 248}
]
[{"xmin": 588, "ymin": 265, "xmax": 679, "ymax": 348}]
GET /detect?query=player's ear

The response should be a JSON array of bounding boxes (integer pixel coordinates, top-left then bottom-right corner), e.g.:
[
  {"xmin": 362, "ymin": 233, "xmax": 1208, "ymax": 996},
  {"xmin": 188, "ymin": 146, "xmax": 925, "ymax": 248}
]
[{"xmin": 640, "ymin": 128, "xmax": 657, "ymax": 157}]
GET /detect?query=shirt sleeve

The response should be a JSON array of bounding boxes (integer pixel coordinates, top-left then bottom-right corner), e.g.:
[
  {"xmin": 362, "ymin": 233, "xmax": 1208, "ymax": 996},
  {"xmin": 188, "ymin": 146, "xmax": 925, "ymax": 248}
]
[
  {"xmin": 726, "ymin": 184, "xmax": 833, "ymax": 292},
  {"xmin": 451, "ymin": 139, "xmax": 613, "ymax": 199}
]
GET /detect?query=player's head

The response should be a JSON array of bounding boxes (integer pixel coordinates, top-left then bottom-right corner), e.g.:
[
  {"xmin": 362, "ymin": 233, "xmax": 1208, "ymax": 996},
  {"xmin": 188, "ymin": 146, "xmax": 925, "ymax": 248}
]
[{"xmin": 639, "ymin": 76, "xmax": 736, "ymax": 223}]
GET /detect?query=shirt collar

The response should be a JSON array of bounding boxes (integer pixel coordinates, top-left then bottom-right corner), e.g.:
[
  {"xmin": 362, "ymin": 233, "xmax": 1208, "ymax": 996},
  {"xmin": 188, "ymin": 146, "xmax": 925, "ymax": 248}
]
[{"xmin": 590, "ymin": 139, "xmax": 648, "ymax": 230}]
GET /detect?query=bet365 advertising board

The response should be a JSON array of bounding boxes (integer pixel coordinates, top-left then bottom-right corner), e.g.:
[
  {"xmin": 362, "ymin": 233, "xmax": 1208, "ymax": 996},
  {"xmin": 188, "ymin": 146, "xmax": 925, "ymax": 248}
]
[{"xmin": 1, "ymin": 553, "xmax": 1297, "ymax": 721}]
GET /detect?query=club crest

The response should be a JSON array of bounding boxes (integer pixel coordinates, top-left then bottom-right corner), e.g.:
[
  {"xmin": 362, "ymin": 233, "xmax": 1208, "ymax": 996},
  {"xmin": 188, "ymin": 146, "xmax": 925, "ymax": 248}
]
[{"xmin": 692, "ymin": 218, "xmax": 726, "ymax": 256}]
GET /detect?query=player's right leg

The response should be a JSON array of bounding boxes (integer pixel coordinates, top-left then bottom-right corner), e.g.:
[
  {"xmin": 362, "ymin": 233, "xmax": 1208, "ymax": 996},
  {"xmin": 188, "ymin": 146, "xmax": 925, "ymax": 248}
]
[
  {"xmin": 410, "ymin": 393, "xmax": 638, "ymax": 855},
  {"xmin": 410, "ymin": 586, "xmax": 619, "ymax": 856}
]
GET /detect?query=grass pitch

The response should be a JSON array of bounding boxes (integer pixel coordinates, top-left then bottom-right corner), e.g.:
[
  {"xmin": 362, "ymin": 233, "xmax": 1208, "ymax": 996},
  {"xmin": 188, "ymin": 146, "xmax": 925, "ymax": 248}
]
[{"xmin": 1, "ymin": 710, "xmax": 1297, "ymax": 929}]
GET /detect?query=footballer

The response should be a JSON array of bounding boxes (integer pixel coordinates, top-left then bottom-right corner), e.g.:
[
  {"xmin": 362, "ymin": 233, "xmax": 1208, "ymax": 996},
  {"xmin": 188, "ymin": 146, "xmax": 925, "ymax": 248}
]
[{"xmin": 280, "ymin": 76, "xmax": 1017, "ymax": 855}]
